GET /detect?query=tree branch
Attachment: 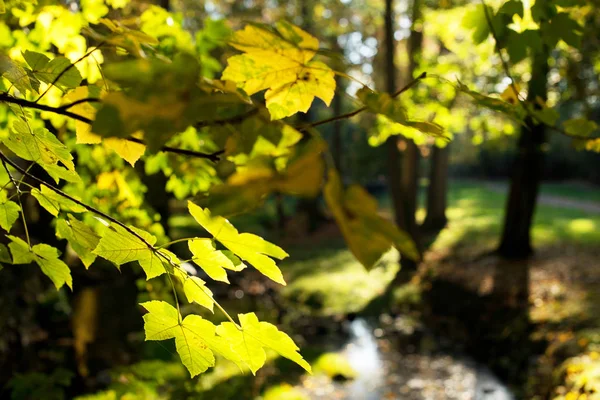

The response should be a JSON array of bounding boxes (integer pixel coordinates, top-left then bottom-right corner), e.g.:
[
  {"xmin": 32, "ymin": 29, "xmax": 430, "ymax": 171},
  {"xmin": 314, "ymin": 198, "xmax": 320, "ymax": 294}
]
[
  {"xmin": 0, "ymin": 150, "xmax": 158, "ymax": 251},
  {"xmin": 0, "ymin": 92, "xmax": 225, "ymax": 162},
  {"xmin": 480, "ymin": 0, "xmax": 599, "ymax": 142},
  {"xmin": 303, "ymin": 71, "xmax": 427, "ymax": 131}
]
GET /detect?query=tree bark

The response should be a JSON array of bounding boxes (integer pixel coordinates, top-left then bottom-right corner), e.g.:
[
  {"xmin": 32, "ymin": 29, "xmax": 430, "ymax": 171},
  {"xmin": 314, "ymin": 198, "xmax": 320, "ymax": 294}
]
[
  {"xmin": 422, "ymin": 144, "xmax": 449, "ymax": 232},
  {"xmin": 386, "ymin": 0, "xmax": 423, "ymax": 274},
  {"xmin": 331, "ymin": 50, "xmax": 344, "ymax": 173},
  {"xmin": 498, "ymin": 48, "xmax": 549, "ymax": 259}
]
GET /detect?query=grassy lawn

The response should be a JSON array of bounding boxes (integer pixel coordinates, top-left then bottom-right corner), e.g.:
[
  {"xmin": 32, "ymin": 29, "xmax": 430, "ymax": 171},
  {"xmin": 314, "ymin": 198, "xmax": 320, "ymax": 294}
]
[{"xmin": 281, "ymin": 180, "xmax": 600, "ymax": 317}]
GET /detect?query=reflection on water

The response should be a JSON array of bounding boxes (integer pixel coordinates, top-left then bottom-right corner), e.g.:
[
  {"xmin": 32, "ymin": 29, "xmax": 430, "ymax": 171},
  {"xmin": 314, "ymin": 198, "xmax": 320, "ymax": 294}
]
[
  {"xmin": 299, "ymin": 317, "xmax": 514, "ymax": 399},
  {"xmin": 345, "ymin": 319, "xmax": 385, "ymax": 400}
]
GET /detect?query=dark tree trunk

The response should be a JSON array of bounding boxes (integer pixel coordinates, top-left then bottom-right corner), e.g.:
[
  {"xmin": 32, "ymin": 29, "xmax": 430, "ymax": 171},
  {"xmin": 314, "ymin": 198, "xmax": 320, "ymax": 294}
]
[
  {"xmin": 384, "ymin": 0, "xmax": 405, "ymax": 237},
  {"xmin": 387, "ymin": 0, "xmax": 424, "ymax": 274},
  {"xmin": 332, "ymin": 79, "xmax": 344, "ymax": 172},
  {"xmin": 498, "ymin": 49, "xmax": 549, "ymax": 259},
  {"xmin": 422, "ymin": 144, "xmax": 449, "ymax": 233}
]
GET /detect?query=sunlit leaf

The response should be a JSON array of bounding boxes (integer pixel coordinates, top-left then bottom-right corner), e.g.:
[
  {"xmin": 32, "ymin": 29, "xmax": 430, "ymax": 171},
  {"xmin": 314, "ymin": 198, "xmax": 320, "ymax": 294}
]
[
  {"xmin": 0, "ymin": 53, "xmax": 34, "ymax": 94},
  {"xmin": 23, "ymin": 50, "xmax": 82, "ymax": 91},
  {"xmin": 216, "ymin": 312, "xmax": 311, "ymax": 374},
  {"xmin": 93, "ymin": 224, "xmax": 165, "ymax": 279},
  {"xmin": 3, "ymin": 120, "xmax": 75, "ymax": 170},
  {"xmin": 188, "ymin": 202, "xmax": 288, "ymax": 285},
  {"xmin": 188, "ymin": 238, "xmax": 245, "ymax": 283},
  {"xmin": 31, "ymin": 185, "xmax": 86, "ymax": 216},
  {"xmin": 0, "ymin": 199, "xmax": 20, "ymax": 232},
  {"xmin": 222, "ymin": 22, "xmax": 335, "ymax": 119},
  {"xmin": 141, "ymin": 301, "xmax": 243, "ymax": 377},
  {"xmin": 324, "ymin": 170, "xmax": 419, "ymax": 269},
  {"xmin": 56, "ymin": 215, "xmax": 100, "ymax": 268},
  {"xmin": 7, "ymin": 235, "xmax": 72, "ymax": 289}
]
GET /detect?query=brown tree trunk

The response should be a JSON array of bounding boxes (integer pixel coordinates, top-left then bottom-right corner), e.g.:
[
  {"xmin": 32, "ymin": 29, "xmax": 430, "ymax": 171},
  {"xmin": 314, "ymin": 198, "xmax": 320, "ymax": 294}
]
[
  {"xmin": 386, "ymin": 0, "xmax": 423, "ymax": 274},
  {"xmin": 332, "ymin": 76, "xmax": 344, "ymax": 172},
  {"xmin": 498, "ymin": 48, "xmax": 549, "ymax": 259},
  {"xmin": 422, "ymin": 145, "xmax": 449, "ymax": 232}
]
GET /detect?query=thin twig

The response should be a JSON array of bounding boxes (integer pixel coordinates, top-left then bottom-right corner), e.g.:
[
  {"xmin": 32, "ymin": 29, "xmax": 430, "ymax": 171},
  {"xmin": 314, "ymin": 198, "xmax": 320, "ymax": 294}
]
[
  {"xmin": 303, "ymin": 71, "xmax": 427, "ymax": 130},
  {"xmin": 35, "ymin": 43, "xmax": 105, "ymax": 103},
  {"xmin": 59, "ymin": 98, "xmax": 102, "ymax": 111},
  {"xmin": 0, "ymin": 93, "xmax": 226, "ymax": 161},
  {"xmin": 1, "ymin": 158, "xmax": 30, "ymax": 248},
  {"xmin": 480, "ymin": 0, "xmax": 521, "ymax": 100}
]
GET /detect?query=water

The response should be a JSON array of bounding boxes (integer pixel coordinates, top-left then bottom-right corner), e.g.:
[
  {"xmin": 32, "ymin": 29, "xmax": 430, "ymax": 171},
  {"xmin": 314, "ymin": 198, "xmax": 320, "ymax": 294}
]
[{"xmin": 299, "ymin": 318, "xmax": 514, "ymax": 400}]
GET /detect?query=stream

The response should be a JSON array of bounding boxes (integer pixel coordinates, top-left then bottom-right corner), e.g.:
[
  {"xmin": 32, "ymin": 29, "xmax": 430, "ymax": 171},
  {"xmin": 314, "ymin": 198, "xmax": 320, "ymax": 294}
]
[{"xmin": 297, "ymin": 318, "xmax": 514, "ymax": 400}]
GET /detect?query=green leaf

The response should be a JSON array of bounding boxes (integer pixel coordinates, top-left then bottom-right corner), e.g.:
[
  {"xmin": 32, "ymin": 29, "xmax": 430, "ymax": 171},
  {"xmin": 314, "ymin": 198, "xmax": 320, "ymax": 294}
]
[
  {"xmin": 216, "ymin": 312, "xmax": 311, "ymax": 375},
  {"xmin": 356, "ymin": 87, "xmax": 408, "ymax": 123},
  {"xmin": 56, "ymin": 215, "xmax": 100, "ymax": 268},
  {"xmin": 91, "ymin": 54, "xmax": 215, "ymax": 152},
  {"xmin": 457, "ymin": 81, "xmax": 527, "ymax": 122},
  {"xmin": 462, "ymin": 4, "xmax": 491, "ymax": 45},
  {"xmin": 172, "ymin": 266, "xmax": 215, "ymax": 312},
  {"xmin": 3, "ymin": 121, "xmax": 75, "ymax": 170},
  {"xmin": 93, "ymin": 224, "xmax": 165, "ymax": 279},
  {"xmin": 222, "ymin": 22, "xmax": 335, "ymax": 119},
  {"xmin": 0, "ymin": 199, "xmax": 20, "ymax": 231},
  {"xmin": 188, "ymin": 238, "xmax": 245, "ymax": 283},
  {"xmin": 324, "ymin": 170, "xmax": 419, "ymax": 269},
  {"xmin": 357, "ymin": 87, "xmax": 445, "ymax": 139},
  {"xmin": 563, "ymin": 118, "xmax": 598, "ymax": 138},
  {"xmin": 0, "ymin": 53, "xmax": 34, "ymax": 94},
  {"xmin": 0, "ymin": 243, "xmax": 11, "ymax": 264},
  {"xmin": 23, "ymin": 51, "xmax": 82, "ymax": 91},
  {"xmin": 7, "ymin": 235, "xmax": 72, "ymax": 289},
  {"xmin": 7, "ymin": 235, "xmax": 34, "ymax": 264},
  {"xmin": 188, "ymin": 202, "xmax": 288, "ymax": 285},
  {"xmin": 31, "ymin": 185, "xmax": 86, "ymax": 216},
  {"xmin": 41, "ymin": 164, "xmax": 82, "ymax": 184},
  {"xmin": 141, "ymin": 301, "xmax": 243, "ymax": 377},
  {"xmin": 498, "ymin": 0, "xmax": 524, "ymax": 18},
  {"xmin": 0, "ymin": 0, "xmax": 5, "ymax": 14}
]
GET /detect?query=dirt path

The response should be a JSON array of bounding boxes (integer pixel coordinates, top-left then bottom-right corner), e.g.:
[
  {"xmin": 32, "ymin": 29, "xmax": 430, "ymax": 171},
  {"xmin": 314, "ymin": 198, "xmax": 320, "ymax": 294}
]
[{"xmin": 485, "ymin": 183, "xmax": 600, "ymax": 214}]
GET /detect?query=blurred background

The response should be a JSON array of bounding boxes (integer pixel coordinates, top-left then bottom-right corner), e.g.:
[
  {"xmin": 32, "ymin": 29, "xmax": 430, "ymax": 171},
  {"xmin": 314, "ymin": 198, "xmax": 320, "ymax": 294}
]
[{"xmin": 1, "ymin": 0, "xmax": 599, "ymax": 399}]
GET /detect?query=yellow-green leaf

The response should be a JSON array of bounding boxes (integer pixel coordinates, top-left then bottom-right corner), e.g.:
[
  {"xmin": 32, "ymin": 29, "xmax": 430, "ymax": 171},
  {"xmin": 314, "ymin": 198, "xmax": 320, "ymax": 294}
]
[
  {"xmin": 103, "ymin": 138, "xmax": 146, "ymax": 166},
  {"xmin": 188, "ymin": 238, "xmax": 245, "ymax": 283},
  {"xmin": 56, "ymin": 215, "xmax": 100, "ymax": 268},
  {"xmin": 216, "ymin": 312, "xmax": 311, "ymax": 374},
  {"xmin": 188, "ymin": 202, "xmax": 288, "ymax": 285},
  {"xmin": 7, "ymin": 236, "xmax": 72, "ymax": 289},
  {"xmin": 324, "ymin": 170, "xmax": 419, "ymax": 269},
  {"xmin": 222, "ymin": 22, "xmax": 335, "ymax": 119},
  {"xmin": 63, "ymin": 86, "xmax": 103, "ymax": 144},
  {"xmin": 3, "ymin": 120, "xmax": 75, "ymax": 170},
  {"xmin": 93, "ymin": 224, "xmax": 165, "ymax": 279},
  {"xmin": 140, "ymin": 301, "xmax": 243, "ymax": 377},
  {"xmin": 0, "ymin": 200, "xmax": 20, "ymax": 232},
  {"xmin": 31, "ymin": 185, "xmax": 87, "ymax": 216}
]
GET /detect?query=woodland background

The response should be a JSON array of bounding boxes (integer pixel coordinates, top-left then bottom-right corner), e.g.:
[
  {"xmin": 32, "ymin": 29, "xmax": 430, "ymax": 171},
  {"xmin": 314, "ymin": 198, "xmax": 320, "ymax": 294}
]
[{"xmin": 0, "ymin": 0, "xmax": 600, "ymax": 399}]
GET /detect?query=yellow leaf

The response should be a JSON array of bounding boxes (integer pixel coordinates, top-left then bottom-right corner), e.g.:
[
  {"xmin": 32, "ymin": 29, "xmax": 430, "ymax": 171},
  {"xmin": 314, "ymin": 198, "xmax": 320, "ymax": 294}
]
[
  {"xmin": 103, "ymin": 137, "xmax": 146, "ymax": 166},
  {"xmin": 63, "ymin": 86, "xmax": 102, "ymax": 144},
  {"xmin": 324, "ymin": 170, "xmax": 419, "ymax": 269},
  {"xmin": 500, "ymin": 84, "xmax": 521, "ymax": 105},
  {"xmin": 222, "ymin": 22, "xmax": 335, "ymax": 119}
]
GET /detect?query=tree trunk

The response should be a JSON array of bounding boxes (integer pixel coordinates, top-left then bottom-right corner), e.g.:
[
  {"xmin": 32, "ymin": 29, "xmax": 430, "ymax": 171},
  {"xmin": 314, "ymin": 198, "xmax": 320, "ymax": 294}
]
[
  {"xmin": 386, "ymin": 0, "xmax": 423, "ymax": 274},
  {"xmin": 498, "ymin": 49, "xmax": 549, "ymax": 259},
  {"xmin": 384, "ymin": 0, "xmax": 404, "ymax": 232},
  {"xmin": 422, "ymin": 144, "xmax": 449, "ymax": 232}
]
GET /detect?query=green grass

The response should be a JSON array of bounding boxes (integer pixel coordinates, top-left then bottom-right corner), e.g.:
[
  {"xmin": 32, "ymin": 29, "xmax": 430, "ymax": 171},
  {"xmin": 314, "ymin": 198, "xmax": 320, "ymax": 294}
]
[{"xmin": 282, "ymin": 180, "xmax": 600, "ymax": 316}]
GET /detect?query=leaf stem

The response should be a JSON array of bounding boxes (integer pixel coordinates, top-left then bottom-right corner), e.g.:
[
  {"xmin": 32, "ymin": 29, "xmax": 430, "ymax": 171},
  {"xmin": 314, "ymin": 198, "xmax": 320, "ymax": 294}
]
[
  {"xmin": 157, "ymin": 237, "xmax": 193, "ymax": 248},
  {"xmin": 1, "ymin": 158, "xmax": 30, "ymax": 248},
  {"xmin": 303, "ymin": 71, "xmax": 427, "ymax": 130}
]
